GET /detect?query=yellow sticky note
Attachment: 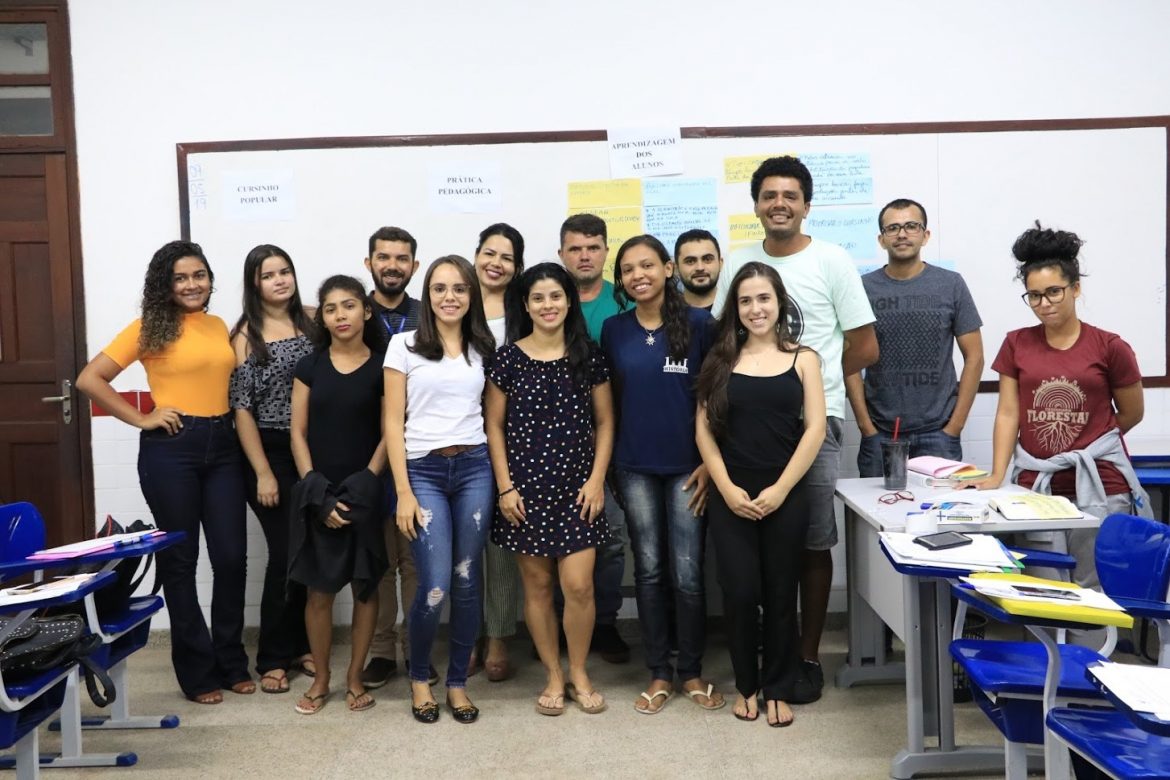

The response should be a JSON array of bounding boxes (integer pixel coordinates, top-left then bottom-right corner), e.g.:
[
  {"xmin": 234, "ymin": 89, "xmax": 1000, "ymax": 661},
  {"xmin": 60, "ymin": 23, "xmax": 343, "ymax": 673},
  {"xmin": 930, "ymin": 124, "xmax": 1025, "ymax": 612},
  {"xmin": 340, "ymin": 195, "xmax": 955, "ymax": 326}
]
[
  {"xmin": 724, "ymin": 153, "xmax": 796, "ymax": 184},
  {"xmin": 567, "ymin": 178, "xmax": 643, "ymax": 210},
  {"xmin": 729, "ymin": 213, "xmax": 764, "ymax": 243}
]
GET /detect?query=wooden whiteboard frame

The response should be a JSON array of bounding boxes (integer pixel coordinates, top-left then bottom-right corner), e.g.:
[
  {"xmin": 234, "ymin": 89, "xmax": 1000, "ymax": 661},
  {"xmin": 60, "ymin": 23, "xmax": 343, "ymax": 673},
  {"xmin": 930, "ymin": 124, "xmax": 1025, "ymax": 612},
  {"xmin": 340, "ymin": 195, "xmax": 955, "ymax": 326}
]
[{"xmin": 175, "ymin": 115, "xmax": 1170, "ymax": 389}]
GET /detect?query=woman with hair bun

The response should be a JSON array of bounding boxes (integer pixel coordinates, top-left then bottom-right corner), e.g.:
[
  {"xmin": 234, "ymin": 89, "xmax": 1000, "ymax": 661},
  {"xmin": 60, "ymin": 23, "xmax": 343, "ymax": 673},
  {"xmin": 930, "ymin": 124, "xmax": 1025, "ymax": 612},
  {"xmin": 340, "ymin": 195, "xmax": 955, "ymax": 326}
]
[
  {"xmin": 76, "ymin": 240, "xmax": 251, "ymax": 704},
  {"xmin": 975, "ymin": 222, "xmax": 1151, "ymax": 590}
]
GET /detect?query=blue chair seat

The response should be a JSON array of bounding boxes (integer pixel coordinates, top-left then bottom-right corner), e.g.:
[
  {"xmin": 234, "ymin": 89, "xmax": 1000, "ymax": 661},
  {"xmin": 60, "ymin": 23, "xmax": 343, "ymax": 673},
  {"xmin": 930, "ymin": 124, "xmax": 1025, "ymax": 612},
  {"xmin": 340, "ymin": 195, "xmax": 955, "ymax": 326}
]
[
  {"xmin": 1048, "ymin": 707, "xmax": 1170, "ymax": 778},
  {"xmin": 95, "ymin": 595, "xmax": 163, "ymax": 669},
  {"xmin": 952, "ymin": 638, "xmax": 1106, "ymax": 698},
  {"xmin": 0, "ymin": 677, "xmax": 67, "ymax": 750}
]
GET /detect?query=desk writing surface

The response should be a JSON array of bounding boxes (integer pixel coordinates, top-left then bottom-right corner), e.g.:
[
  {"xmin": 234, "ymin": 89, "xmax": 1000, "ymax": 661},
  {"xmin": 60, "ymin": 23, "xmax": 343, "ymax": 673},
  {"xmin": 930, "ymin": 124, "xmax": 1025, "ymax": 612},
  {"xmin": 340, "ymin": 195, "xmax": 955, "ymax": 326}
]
[{"xmin": 834, "ymin": 478, "xmax": 1103, "ymax": 533}]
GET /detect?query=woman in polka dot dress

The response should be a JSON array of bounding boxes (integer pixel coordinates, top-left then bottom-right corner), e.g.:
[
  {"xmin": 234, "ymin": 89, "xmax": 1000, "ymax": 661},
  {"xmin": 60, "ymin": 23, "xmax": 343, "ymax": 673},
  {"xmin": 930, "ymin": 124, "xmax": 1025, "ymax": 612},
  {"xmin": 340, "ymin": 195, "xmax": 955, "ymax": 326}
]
[{"xmin": 485, "ymin": 262, "xmax": 615, "ymax": 716}]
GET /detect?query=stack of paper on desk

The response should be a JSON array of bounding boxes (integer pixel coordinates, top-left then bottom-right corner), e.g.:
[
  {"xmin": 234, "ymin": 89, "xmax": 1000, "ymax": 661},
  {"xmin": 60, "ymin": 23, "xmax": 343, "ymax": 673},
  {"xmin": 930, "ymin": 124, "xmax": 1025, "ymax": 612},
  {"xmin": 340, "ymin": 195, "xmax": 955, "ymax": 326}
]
[
  {"xmin": 27, "ymin": 529, "xmax": 161, "ymax": 560},
  {"xmin": 879, "ymin": 532, "xmax": 1021, "ymax": 572},
  {"xmin": 1090, "ymin": 662, "xmax": 1170, "ymax": 718},
  {"xmin": 0, "ymin": 573, "xmax": 100, "ymax": 607},
  {"xmin": 961, "ymin": 572, "xmax": 1133, "ymax": 628}
]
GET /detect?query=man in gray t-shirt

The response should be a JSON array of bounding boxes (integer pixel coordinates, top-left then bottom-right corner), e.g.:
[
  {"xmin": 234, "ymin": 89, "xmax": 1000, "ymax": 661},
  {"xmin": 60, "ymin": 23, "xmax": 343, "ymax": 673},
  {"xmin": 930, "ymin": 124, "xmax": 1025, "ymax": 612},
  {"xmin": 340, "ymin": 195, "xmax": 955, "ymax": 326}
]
[{"xmin": 846, "ymin": 199, "xmax": 984, "ymax": 475}]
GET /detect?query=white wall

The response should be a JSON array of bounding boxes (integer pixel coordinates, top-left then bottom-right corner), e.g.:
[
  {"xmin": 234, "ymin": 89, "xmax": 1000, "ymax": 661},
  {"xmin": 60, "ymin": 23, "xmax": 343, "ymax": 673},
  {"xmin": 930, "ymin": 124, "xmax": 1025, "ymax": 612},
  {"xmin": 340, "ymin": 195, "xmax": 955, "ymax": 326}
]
[{"xmin": 68, "ymin": 0, "xmax": 1170, "ymax": 625}]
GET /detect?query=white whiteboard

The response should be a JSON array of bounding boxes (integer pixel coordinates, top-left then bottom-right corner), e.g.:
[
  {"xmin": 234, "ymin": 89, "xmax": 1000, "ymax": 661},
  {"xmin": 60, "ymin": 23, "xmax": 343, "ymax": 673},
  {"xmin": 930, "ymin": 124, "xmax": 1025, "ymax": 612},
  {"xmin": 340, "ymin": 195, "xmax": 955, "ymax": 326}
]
[{"xmin": 181, "ymin": 125, "xmax": 1168, "ymax": 380}]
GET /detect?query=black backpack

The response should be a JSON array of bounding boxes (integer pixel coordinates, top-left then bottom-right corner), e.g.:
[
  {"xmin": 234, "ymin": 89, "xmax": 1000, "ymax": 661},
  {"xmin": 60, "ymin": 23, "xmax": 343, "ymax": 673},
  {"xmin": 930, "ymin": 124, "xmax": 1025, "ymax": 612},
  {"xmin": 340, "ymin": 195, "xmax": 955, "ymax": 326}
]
[
  {"xmin": 87, "ymin": 516, "xmax": 162, "ymax": 621},
  {"xmin": 0, "ymin": 613, "xmax": 115, "ymax": 706}
]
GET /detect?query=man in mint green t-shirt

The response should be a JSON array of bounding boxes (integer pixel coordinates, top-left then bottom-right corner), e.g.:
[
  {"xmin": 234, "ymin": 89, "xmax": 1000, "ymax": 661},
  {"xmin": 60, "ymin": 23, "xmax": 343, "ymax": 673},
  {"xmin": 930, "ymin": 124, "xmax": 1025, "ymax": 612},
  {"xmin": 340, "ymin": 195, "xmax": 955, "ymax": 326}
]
[
  {"xmin": 713, "ymin": 156, "xmax": 878, "ymax": 704},
  {"xmin": 557, "ymin": 213, "xmax": 629, "ymax": 663}
]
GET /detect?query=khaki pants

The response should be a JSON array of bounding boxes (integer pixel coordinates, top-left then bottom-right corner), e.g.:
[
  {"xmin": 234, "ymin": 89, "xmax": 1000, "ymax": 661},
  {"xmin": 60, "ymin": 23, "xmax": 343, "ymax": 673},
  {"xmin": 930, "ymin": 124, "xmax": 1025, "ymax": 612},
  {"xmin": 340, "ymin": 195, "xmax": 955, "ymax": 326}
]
[{"xmin": 368, "ymin": 520, "xmax": 418, "ymax": 661}]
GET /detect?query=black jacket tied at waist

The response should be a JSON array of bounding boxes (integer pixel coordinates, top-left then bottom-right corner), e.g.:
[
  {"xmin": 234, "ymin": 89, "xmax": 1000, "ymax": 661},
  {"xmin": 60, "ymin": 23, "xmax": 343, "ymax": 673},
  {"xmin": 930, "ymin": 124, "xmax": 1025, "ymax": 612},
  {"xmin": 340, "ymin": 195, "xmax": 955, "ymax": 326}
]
[{"xmin": 288, "ymin": 469, "xmax": 388, "ymax": 602}]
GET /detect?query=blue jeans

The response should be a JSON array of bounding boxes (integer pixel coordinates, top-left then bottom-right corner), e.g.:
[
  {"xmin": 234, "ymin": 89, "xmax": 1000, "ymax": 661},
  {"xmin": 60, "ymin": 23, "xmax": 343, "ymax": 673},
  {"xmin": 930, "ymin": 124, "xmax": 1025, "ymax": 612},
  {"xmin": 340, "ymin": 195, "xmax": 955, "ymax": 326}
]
[
  {"xmin": 405, "ymin": 445, "xmax": 493, "ymax": 688},
  {"xmin": 613, "ymin": 468, "xmax": 706, "ymax": 681},
  {"xmin": 857, "ymin": 426, "xmax": 963, "ymax": 478},
  {"xmin": 138, "ymin": 414, "xmax": 248, "ymax": 697}
]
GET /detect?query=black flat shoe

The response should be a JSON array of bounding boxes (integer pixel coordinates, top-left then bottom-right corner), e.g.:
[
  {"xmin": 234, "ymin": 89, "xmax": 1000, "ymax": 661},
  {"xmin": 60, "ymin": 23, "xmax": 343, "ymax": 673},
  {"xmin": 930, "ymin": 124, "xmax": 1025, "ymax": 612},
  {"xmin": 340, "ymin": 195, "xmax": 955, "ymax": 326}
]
[
  {"xmin": 446, "ymin": 696, "xmax": 480, "ymax": 724},
  {"xmin": 411, "ymin": 700, "xmax": 440, "ymax": 724}
]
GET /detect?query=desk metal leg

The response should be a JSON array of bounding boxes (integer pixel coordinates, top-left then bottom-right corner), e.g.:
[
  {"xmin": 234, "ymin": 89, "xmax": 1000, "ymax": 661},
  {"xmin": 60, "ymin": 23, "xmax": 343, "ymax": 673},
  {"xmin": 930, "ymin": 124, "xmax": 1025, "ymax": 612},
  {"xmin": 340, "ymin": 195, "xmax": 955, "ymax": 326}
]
[
  {"xmin": 1029, "ymin": 625, "xmax": 1071, "ymax": 780},
  {"xmin": 890, "ymin": 576, "xmax": 1011, "ymax": 779},
  {"xmin": 837, "ymin": 508, "xmax": 906, "ymax": 688},
  {"xmin": 38, "ymin": 669, "xmax": 137, "ymax": 768}
]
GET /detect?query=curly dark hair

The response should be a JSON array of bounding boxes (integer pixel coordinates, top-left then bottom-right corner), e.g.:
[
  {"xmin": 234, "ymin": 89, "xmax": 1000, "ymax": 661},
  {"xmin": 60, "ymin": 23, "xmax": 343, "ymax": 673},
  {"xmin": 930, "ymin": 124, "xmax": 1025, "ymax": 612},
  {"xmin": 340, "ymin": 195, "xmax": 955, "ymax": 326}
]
[
  {"xmin": 612, "ymin": 235, "xmax": 690, "ymax": 362},
  {"xmin": 409, "ymin": 255, "xmax": 496, "ymax": 364},
  {"xmin": 504, "ymin": 263, "xmax": 593, "ymax": 388},
  {"xmin": 139, "ymin": 240, "xmax": 213, "ymax": 355},
  {"xmin": 750, "ymin": 156, "xmax": 813, "ymax": 203},
  {"xmin": 697, "ymin": 262, "xmax": 798, "ymax": 440},
  {"xmin": 1012, "ymin": 221, "xmax": 1085, "ymax": 284},
  {"xmin": 230, "ymin": 244, "xmax": 317, "ymax": 362}
]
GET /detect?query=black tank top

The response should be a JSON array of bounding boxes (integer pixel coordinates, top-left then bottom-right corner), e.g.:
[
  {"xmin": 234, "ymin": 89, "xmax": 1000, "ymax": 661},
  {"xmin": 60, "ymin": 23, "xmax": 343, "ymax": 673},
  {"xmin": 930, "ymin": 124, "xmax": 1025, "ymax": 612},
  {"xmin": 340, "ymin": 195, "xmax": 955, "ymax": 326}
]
[{"xmin": 722, "ymin": 358, "xmax": 805, "ymax": 470}]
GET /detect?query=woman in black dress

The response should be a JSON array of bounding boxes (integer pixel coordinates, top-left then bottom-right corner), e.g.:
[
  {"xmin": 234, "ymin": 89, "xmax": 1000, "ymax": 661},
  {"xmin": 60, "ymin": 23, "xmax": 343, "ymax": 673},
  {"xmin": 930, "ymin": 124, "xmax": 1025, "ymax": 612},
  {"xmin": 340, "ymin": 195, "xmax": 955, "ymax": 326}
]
[
  {"xmin": 695, "ymin": 262, "xmax": 826, "ymax": 727},
  {"xmin": 485, "ymin": 263, "xmax": 615, "ymax": 716},
  {"xmin": 289, "ymin": 275, "xmax": 388, "ymax": 715}
]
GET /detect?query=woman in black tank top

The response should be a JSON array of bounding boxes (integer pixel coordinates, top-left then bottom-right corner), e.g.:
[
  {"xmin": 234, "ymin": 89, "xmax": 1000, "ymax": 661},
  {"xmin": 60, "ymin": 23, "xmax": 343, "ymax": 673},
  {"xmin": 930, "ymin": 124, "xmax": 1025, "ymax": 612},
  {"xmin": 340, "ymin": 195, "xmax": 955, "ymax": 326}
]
[{"xmin": 696, "ymin": 262, "xmax": 827, "ymax": 727}]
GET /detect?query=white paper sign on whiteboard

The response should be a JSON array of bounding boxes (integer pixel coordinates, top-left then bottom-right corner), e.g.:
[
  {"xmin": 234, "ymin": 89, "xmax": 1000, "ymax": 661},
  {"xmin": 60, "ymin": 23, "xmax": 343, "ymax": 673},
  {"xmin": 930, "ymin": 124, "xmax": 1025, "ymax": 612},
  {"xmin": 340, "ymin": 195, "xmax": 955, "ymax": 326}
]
[
  {"xmin": 428, "ymin": 161, "xmax": 502, "ymax": 213},
  {"xmin": 221, "ymin": 169, "xmax": 296, "ymax": 222}
]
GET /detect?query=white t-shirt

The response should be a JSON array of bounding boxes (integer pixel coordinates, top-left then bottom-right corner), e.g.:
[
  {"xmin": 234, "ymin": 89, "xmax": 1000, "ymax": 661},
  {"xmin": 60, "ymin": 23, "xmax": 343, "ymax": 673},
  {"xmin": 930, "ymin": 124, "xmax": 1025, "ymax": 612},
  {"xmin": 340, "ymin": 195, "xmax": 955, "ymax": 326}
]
[
  {"xmin": 384, "ymin": 331, "xmax": 487, "ymax": 459},
  {"xmin": 714, "ymin": 237, "xmax": 875, "ymax": 418},
  {"xmin": 486, "ymin": 315, "xmax": 506, "ymax": 346}
]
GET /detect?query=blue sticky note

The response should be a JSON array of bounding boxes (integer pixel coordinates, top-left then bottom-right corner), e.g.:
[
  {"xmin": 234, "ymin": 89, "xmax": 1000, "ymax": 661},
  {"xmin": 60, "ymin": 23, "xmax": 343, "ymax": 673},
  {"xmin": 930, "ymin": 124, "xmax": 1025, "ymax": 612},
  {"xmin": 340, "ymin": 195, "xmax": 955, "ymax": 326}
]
[
  {"xmin": 801, "ymin": 153, "xmax": 873, "ymax": 205},
  {"xmin": 643, "ymin": 177, "xmax": 718, "ymax": 208},
  {"xmin": 805, "ymin": 206, "xmax": 879, "ymax": 260},
  {"xmin": 645, "ymin": 204, "xmax": 720, "ymax": 256}
]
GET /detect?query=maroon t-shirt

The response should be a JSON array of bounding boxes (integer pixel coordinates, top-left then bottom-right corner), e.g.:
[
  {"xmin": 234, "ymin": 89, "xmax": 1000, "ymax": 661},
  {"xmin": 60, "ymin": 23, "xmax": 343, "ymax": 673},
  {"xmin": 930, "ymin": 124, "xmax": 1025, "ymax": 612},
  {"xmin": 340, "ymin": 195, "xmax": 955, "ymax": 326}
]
[{"xmin": 992, "ymin": 323, "xmax": 1141, "ymax": 497}]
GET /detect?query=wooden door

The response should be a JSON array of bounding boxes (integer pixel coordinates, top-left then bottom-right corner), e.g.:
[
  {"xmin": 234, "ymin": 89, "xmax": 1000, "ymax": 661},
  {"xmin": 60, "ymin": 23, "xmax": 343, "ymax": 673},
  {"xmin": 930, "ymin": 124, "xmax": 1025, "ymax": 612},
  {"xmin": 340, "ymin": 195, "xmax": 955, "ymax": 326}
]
[{"xmin": 0, "ymin": 151, "xmax": 86, "ymax": 545}]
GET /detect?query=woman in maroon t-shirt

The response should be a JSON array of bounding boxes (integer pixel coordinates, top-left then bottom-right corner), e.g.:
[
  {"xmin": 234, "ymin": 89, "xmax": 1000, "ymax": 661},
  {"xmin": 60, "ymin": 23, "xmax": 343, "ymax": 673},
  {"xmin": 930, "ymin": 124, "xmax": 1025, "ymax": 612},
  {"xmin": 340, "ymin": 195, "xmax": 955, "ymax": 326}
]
[{"xmin": 976, "ymin": 223, "xmax": 1144, "ymax": 586}]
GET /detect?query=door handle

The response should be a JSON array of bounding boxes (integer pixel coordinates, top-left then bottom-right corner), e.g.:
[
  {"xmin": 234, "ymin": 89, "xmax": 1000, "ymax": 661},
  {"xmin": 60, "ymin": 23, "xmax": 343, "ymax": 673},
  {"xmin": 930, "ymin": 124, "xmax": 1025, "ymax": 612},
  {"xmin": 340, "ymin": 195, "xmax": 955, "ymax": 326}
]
[{"xmin": 41, "ymin": 379, "xmax": 73, "ymax": 424}]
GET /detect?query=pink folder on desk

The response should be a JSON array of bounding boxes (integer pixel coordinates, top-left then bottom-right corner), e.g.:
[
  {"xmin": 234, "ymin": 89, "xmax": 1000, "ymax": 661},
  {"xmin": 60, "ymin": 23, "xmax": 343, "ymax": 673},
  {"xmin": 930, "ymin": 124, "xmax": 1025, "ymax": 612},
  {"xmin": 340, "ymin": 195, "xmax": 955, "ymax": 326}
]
[{"xmin": 908, "ymin": 456, "xmax": 987, "ymax": 480}]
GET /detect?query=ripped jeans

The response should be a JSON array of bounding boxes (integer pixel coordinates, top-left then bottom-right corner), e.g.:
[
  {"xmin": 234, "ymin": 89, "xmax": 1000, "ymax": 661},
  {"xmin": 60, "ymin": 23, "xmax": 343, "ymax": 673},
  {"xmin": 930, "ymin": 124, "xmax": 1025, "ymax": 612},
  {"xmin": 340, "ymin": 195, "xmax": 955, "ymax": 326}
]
[{"xmin": 405, "ymin": 445, "xmax": 493, "ymax": 688}]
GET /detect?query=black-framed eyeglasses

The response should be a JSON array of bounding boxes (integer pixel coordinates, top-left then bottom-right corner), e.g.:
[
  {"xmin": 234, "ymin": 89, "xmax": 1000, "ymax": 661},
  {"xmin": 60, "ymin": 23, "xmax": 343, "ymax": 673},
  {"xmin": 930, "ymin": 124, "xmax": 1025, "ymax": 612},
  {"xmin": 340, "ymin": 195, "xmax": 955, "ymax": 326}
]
[
  {"xmin": 1021, "ymin": 285, "xmax": 1069, "ymax": 307},
  {"xmin": 880, "ymin": 221, "xmax": 925, "ymax": 236},
  {"xmin": 878, "ymin": 490, "xmax": 915, "ymax": 505},
  {"xmin": 429, "ymin": 283, "xmax": 471, "ymax": 297}
]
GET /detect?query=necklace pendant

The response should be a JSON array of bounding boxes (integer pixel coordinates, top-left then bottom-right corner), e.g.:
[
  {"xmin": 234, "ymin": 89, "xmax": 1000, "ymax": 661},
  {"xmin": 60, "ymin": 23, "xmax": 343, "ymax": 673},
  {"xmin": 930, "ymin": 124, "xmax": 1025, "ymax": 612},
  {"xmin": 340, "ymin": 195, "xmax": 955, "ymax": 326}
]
[{"xmin": 645, "ymin": 334, "xmax": 656, "ymax": 346}]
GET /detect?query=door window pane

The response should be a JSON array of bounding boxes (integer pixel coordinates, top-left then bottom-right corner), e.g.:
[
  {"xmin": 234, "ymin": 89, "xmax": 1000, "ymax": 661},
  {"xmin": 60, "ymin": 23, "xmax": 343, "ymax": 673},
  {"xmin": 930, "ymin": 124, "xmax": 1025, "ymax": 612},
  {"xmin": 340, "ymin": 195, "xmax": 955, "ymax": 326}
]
[
  {"xmin": 0, "ymin": 86, "xmax": 52, "ymax": 135},
  {"xmin": 0, "ymin": 24, "xmax": 49, "ymax": 75}
]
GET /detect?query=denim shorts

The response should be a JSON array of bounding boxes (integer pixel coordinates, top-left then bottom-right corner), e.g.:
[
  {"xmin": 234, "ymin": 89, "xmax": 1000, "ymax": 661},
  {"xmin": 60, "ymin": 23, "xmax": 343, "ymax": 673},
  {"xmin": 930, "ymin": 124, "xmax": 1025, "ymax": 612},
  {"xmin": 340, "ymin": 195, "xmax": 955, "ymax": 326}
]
[{"xmin": 803, "ymin": 416, "xmax": 843, "ymax": 550}]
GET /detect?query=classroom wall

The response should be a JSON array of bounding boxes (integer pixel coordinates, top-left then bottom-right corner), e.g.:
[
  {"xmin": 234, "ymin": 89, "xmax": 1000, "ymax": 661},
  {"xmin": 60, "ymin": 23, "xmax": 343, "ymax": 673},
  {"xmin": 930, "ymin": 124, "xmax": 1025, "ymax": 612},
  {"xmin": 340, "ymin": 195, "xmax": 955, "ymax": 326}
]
[{"xmin": 67, "ymin": 1, "xmax": 1170, "ymax": 626}]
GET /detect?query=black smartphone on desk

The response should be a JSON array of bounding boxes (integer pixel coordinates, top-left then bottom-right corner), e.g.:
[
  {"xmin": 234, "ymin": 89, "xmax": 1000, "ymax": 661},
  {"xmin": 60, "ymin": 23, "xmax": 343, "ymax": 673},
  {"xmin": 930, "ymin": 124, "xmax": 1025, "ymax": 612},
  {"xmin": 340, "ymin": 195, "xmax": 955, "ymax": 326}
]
[{"xmin": 913, "ymin": 531, "xmax": 973, "ymax": 551}]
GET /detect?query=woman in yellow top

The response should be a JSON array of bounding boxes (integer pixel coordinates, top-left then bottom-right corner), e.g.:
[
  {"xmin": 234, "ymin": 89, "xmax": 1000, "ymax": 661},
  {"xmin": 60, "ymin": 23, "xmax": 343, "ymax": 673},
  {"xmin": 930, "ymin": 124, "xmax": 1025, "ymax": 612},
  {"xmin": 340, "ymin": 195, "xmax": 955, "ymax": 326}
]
[{"xmin": 77, "ymin": 240, "xmax": 252, "ymax": 705}]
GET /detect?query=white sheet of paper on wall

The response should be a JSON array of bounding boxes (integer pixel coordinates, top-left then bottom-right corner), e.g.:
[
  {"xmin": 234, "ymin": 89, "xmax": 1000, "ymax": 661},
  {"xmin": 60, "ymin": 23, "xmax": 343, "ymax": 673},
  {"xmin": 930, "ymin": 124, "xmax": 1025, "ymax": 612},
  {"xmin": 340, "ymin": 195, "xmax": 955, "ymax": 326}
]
[
  {"xmin": 220, "ymin": 169, "xmax": 296, "ymax": 222},
  {"xmin": 428, "ymin": 161, "xmax": 503, "ymax": 213}
]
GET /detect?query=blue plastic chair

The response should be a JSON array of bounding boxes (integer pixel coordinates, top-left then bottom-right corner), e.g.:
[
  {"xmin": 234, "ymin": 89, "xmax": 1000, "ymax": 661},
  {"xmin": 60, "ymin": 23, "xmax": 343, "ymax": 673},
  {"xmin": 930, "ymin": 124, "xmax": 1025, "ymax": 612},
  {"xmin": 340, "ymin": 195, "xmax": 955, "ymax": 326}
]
[
  {"xmin": 950, "ymin": 514, "xmax": 1170, "ymax": 779},
  {"xmin": 1047, "ymin": 707, "xmax": 1170, "ymax": 779},
  {"xmin": 0, "ymin": 504, "xmax": 45, "ymax": 566},
  {"xmin": 0, "ymin": 572, "xmax": 115, "ymax": 779},
  {"xmin": 0, "ymin": 502, "xmax": 176, "ymax": 769}
]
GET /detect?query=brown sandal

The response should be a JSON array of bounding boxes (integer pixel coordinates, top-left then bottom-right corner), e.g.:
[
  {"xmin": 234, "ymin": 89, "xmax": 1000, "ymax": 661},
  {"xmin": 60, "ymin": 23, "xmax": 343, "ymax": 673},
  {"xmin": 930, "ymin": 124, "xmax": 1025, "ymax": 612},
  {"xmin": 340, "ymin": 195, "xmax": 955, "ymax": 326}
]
[{"xmin": 229, "ymin": 679, "xmax": 256, "ymax": 695}]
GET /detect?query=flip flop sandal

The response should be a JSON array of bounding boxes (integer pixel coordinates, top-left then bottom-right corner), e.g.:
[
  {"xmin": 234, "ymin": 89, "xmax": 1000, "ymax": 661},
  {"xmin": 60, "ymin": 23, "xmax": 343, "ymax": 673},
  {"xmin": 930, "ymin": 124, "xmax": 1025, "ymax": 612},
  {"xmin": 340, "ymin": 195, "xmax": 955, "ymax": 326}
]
[
  {"xmin": 534, "ymin": 691, "xmax": 565, "ymax": 716},
  {"xmin": 565, "ymin": 682, "xmax": 608, "ymax": 714},
  {"xmin": 295, "ymin": 691, "xmax": 330, "ymax": 715},
  {"xmin": 229, "ymin": 680, "xmax": 256, "ymax": 695},
  {"xmin": 346, "ymin": 689, "xmax": 376, "ymax": 712},
  {"xmin": 767, "ymin": 701, "xmax": 795, "ymax": 728},
  {"xmin": 634, "ymin": 687, "xmax": 672, "ymax": 715},
  {"xmin": 733, "ymin": 691, "xmax": 759, "ymax": 721},
  {"xmin": 298, "ymin": 659, "xmax": 317, "ymax": 679},
  {"xmin": 685, "ymin": 683, "xmax": 727, "ymax": 711},
  {"xmin": 260, "ymin": 673, "xmax": 290, "ymax": 694}
]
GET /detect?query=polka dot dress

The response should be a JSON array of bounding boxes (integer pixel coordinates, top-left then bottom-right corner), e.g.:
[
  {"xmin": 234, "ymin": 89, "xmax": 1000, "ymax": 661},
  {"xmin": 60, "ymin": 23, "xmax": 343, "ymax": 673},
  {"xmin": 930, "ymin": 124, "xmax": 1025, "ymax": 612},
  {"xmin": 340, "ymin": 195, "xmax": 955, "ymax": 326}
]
[{"xmin": 488, "ymin": 343, "xmax": 610, "ymax": 558}]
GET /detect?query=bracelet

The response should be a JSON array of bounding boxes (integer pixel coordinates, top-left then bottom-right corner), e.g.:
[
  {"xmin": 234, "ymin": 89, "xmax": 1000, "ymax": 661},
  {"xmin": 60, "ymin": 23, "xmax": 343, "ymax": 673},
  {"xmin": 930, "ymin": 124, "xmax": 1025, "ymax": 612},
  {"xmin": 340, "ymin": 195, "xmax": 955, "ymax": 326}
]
[{"xmin": 498, "ymin": 486, "xmax": 516, "ymax": 499}]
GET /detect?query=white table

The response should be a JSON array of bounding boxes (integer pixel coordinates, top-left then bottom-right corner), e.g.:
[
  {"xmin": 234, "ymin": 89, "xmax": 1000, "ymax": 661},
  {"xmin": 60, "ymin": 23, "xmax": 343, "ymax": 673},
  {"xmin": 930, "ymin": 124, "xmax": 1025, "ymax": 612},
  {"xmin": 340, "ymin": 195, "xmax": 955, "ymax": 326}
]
[{"xmin": 834, "ymin": 477, "xmax": 1102, "ymax": 779}]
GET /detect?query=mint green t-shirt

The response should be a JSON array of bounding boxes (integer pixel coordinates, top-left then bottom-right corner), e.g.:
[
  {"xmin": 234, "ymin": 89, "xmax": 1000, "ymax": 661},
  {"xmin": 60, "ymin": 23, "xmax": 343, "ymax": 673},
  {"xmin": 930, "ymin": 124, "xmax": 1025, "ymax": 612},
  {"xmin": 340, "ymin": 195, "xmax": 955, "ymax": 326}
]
[
  {"xmin": 714, "ymin": 238, "xmax": 875, "ymax": 418},
  {"xmin": 579, "ymin": 280, "xmax": 627, "ymax": 344}
]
